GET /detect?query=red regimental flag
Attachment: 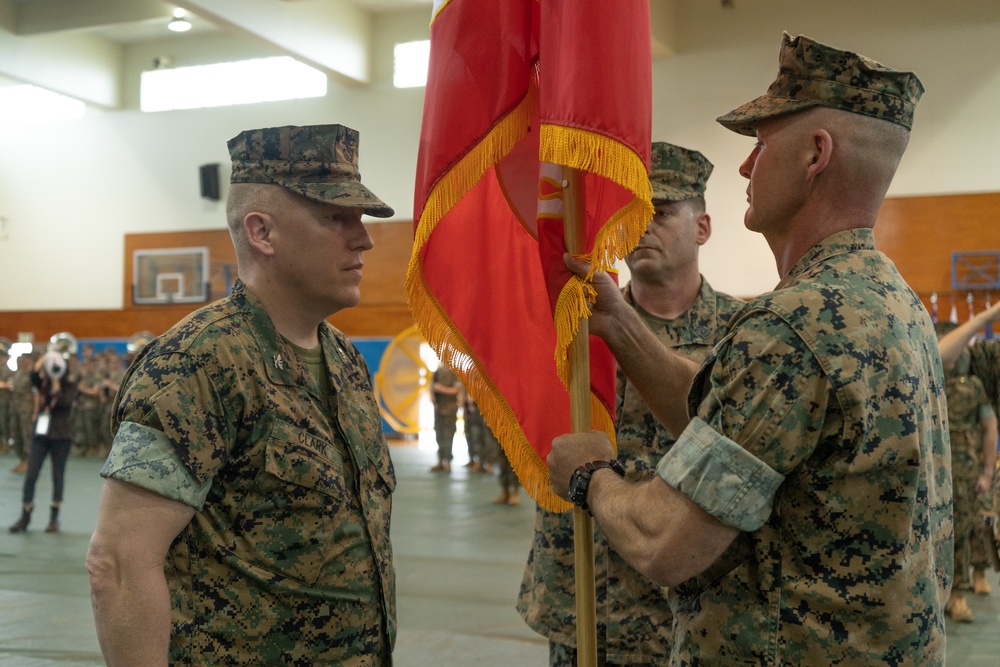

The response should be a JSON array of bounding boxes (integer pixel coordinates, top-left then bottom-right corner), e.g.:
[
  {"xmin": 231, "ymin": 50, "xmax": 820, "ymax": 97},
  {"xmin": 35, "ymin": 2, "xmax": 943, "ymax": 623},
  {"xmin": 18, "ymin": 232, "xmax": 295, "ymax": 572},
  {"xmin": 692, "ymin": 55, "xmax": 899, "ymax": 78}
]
[{"xmin": 407, "ymin": 0, "xmax": 652, "ymax": 511}]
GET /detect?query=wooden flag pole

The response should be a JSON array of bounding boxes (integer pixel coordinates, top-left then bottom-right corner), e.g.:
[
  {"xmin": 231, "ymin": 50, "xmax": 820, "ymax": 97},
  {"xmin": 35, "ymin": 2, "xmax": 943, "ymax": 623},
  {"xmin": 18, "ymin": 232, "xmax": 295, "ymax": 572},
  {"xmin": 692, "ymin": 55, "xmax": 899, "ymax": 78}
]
[{"xmin": 562, "ymin": 165, "xmax": 598, "ymax": 667}]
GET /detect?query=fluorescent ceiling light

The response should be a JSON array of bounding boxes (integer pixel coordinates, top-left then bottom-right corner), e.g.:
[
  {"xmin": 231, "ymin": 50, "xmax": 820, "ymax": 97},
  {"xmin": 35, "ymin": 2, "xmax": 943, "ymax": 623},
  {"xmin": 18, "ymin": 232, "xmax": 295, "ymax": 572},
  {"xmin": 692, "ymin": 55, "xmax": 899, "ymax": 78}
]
[{"xmin": 140, "ymin": 56, "xmax": 327, "ymax": 112}]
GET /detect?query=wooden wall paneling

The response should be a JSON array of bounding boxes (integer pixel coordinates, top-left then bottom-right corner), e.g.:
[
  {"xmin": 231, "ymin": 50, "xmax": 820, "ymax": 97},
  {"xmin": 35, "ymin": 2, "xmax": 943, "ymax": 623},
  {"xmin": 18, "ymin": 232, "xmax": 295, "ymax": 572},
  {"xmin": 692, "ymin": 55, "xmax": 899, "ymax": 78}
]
[
  {"xmin": 874, "ymin": 192, "xmax": 1000, "ymax": 318},
  {"xmin": 123, "ymin": 229, "xmax": 237, "ymax": 306},
  {"xmin": 2, "ymin": 221, "xmax": 419, "ymax": 343}
]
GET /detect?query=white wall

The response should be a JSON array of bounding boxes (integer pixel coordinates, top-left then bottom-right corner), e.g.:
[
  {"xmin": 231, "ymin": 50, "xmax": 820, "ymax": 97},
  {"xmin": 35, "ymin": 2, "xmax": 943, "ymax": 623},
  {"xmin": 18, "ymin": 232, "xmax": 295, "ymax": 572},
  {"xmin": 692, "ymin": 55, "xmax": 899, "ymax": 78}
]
[{"xmin": 0, "ymin": 1, "xmax": 997, "ymax": 310}]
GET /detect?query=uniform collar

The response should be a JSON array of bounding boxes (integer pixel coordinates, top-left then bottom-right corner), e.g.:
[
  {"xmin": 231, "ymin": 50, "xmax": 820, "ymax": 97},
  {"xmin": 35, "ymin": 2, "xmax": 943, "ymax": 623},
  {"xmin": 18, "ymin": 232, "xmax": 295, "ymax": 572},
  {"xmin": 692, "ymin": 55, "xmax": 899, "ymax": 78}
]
[
  {"xmin": 622, "ymin": 277, "xmax": 720, "ymax": 345},
  {"xmin": 776, "ymin": 228, "xmax": 876, "ymax": 290},
  {"xmin": 230, "ymin": 280, "xmax": 344, "ymax": 398}
]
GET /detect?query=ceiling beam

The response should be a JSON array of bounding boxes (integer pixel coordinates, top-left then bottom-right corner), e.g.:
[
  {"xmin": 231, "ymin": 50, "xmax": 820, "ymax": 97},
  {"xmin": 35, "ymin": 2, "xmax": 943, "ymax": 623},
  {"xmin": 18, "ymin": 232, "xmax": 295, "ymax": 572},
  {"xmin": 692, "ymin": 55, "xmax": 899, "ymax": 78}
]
[
  {"xmin": 11, "ymin": 0, "xmax": 172, "ymax": 35},
  {"xmin": 178, "ymin": 0, "xmax": 373, "ymax": 85},
  {"xmin": 650, "ymin": 0, "xmax": 678, "ymax": 57},
  {"xmin": 0, "ymin": 1, "xmax": 122, "ymax": 108}
]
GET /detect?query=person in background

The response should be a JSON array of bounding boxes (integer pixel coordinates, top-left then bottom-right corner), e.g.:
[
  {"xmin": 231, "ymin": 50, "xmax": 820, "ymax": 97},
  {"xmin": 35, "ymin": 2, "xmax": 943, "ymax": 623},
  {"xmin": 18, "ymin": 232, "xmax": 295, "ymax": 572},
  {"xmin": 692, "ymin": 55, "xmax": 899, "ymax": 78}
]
[
  {"xmin": 75, "ymin": 355, "xmax": 105, "ymax": 456},
  {"xmin": 518, "ymin": 142, "xmax": 744, "ymax": 664},
  {"xmin": 492, "ymin": 425, "xmax": 522, "ymax": 506},
  {"xmin": 463, "ymin": 396, "xmax": 491, "ymax": 473},
  {"xmin": 9, "ymin": 350, "xmax": 79, "ymax": 533},
  {"xmin": 8, "ymin": 353, "xmax": 38, "ymax": 474},
  {"xmin": 934, "ymin": 320, "xmax": 997, "ymax": 621},
  {"xmin": 0, "ymin": 348, "xmax": 13, "ymax": 454},
  {"xmin": 429, "ymin": 364, "xmax": 461, "ymax": 473},
  {"xmin": 937, "ymin": 300, "xmax": 1000, "ymax": 599},
  {"xmin": 86, "ymin": 124, "xmax": 397, "ymax": 665},
  {"xmin": 547, "ymin": 33, "xmax": 950, "ymax": 664}
]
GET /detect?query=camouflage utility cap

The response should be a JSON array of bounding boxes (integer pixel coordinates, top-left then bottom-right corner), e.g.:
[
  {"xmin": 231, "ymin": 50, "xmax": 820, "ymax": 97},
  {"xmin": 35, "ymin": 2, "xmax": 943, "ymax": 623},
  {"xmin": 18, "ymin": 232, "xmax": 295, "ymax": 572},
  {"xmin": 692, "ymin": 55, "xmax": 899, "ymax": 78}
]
[
  {"xmin": 228, "ymin": 124, "xmax": 394, "ymax": 217},
  {"xmin": 717, "ymin": 32, "xmax": 925, "ymax": 136},
  {"xmin": 650, "ymin": 142, "xmax": 713, "ymax": 203}
]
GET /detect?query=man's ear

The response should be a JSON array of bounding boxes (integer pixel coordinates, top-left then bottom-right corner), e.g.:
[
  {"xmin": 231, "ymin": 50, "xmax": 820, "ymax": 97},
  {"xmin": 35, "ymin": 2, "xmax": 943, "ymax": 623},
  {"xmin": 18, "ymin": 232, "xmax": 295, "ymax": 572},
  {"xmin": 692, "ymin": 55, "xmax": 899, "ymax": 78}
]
[
  {"xmin": 244, "ymin": 212, "xmax": 276, "ymax": 257},
  {"xmin": 695, "ymin": 212, "xmax": 712, "ymax": 246},
  {"xmin": 805, "ymin": 129, "xmax": 833, "ymax": 183}
]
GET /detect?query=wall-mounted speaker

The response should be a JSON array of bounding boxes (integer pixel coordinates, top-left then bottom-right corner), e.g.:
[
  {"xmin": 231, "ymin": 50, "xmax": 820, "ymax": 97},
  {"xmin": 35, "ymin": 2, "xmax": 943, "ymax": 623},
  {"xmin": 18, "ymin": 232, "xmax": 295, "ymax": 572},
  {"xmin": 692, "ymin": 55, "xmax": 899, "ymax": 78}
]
[{"xmin": 199, "ymin": 163, "xmax": 221, "ymax": 201}]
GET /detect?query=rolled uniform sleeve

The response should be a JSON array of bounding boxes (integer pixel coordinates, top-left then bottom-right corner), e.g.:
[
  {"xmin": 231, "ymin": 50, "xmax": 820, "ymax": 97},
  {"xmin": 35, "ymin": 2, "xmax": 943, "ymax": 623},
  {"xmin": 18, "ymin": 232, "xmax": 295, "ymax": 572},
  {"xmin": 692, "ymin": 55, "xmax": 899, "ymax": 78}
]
[
  {"xmin": 102, "ymin": 421, "xmax": 213, "ymax": 508},
  {"xmin": 657, "ymin": 417, "xmax": 784, "ymax": 531},
  {"xmin": 657, "ymin": 308, "xmax": 831, "ymax": 531},
  {"xmin": 102, "ymin": 351, "xmax": 233, "ymax": 507}
]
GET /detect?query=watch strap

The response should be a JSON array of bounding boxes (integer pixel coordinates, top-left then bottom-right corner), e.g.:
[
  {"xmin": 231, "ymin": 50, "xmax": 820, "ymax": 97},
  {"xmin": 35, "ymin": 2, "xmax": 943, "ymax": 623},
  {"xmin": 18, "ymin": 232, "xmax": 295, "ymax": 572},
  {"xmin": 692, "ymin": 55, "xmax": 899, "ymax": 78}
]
[{"xmin": 570, "ymin": 458, "xmax": 626, "ymax": 513}]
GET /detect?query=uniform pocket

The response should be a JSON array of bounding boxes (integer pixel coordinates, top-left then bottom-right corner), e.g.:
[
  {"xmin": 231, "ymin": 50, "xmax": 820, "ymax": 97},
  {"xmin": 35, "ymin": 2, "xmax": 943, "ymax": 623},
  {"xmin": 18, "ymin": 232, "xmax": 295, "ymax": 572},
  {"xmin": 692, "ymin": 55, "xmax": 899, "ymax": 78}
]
[{"xmin": 228, "ymin": 420, "xmax": 348, "ymax": 585}]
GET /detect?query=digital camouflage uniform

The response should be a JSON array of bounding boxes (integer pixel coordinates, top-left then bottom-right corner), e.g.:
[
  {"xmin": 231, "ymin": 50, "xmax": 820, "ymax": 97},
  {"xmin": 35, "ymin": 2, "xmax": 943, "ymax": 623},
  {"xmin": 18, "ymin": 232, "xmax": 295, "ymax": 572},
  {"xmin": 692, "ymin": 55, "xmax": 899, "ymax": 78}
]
[
  {"xmin": 76, "ymin": 366, "xmax": 104, "ymax": 455},
  {"xmin": 10, "ymin": 360, "xmax": 36, "ymax": 461},
  {"xmin": 658, "ymin": 229, "xmax": 951, "ymax": 665},
  {"xmin": 970, "ymin": 340, "xmax": 1000, "ymax": 517},
  {"xmin": 432, "ymin": 366, "xmax": 460, "ymax": 463},
  {"xmin": 0, "ymin": 357, "xmax": 13, "ymax": 449},
  {"xmin": 102, "ymin": 280, "xmax": 396, "ymax": 665},
  {"xmin": 943, "ymin": 350, "xmax": 996, "ymax": 590},
  {"xmin": 519, "ymin": 279, "xmax": 743, "ymax": 663},
  {"xmin": 463, "ymin": 397, "xmax": 488, "ymax": 466},
  {"xmin": 100, "ymin": 357, "xmax": 125, "ymax": 451}
]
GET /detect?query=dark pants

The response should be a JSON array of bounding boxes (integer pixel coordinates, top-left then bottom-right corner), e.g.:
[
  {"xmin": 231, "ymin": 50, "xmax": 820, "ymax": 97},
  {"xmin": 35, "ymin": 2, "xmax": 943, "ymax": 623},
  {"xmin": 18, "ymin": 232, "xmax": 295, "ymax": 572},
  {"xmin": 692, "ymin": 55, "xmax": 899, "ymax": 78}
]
[{"xmin": 22, "ymin": 435, "xmax": 72, "ymax": 506}]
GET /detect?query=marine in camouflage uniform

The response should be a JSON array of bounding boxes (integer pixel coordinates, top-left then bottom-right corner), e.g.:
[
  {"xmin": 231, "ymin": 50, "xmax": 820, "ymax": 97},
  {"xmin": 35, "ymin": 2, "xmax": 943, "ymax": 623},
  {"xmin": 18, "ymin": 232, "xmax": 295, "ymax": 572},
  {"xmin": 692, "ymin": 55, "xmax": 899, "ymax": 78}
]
[
  {"xmin": 104, "ymin": 282, "xmax": 396, "ymax": 663},
  {"xmin": 936, "ymin": 313, "xmax": 1000, "ymax": 605},
  {"xmin": 87, "ymin": 124, "xmax": 397, "ymax": 666},
  {"xmin": 463, "ymin": 396, "xmax": 489, "ymax": 472},
  {"xmin": 75, "ymin": 357, "xmax": 105, "ymax": 456},
  {"xmin": 0, "ymin": 352, "xmax": 13, "ymax": 452},
  {"xmin": 9, "ymin": 354, "xmax": 37, "ymax": 472},
  {"xmin": 99, "ymin": 352, "xmax": 125, "ymax": 454},
  {"xmin": 518, "ymin": 143, "xmax": 744, "ymax": 664},
  {"xmin": 430, "ymin": 365, "xmax": 460, "ymax": 472},
  {"xmin": 546, "ymin": 34, "xmax": 951, "ymax": 665},
  {"xmin": 938, "ymin": 343, "xmax": 997, "ymax": 621}
]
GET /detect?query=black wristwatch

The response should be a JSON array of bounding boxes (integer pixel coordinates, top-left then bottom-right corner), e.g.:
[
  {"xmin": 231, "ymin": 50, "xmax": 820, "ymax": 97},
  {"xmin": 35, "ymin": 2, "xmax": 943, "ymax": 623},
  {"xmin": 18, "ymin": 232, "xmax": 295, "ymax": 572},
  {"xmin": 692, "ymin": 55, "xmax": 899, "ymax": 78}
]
[{"xmin": 568, "ymin": 459, "xmax": 626, "ymax": 514}]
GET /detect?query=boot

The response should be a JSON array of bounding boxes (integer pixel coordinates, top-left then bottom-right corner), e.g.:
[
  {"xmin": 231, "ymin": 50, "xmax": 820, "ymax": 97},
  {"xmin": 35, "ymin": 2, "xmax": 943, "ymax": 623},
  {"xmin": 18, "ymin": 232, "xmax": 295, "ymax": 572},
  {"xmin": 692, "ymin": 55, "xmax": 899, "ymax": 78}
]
[
  {"xmin": 973, "ymin": 568, "xmax": 991, "ymax": 595},
  {"xmin": 493, "ymin": 487, "xmax": 510, "ymax": 504},
  {"xmin": 9, "ymin": 505, "xmax": 32, "ymax": 533},
  {"xmin": 10, "ymin": 459, "xmax": 27, "ymax": 474},
  {"xmin": 946, "ymin": 591, "xmax": 974, "ymax": 622},
  {"xmin": 430, "ymin": 461, "xmax": 446, "ymax": 472},
  {"xmin": 45, "ymin": 506, "xmax": 60, "ymax": 533},
  {"xmin": 507, "ymin": 489, "xmax": 521, "ymax": 505}
]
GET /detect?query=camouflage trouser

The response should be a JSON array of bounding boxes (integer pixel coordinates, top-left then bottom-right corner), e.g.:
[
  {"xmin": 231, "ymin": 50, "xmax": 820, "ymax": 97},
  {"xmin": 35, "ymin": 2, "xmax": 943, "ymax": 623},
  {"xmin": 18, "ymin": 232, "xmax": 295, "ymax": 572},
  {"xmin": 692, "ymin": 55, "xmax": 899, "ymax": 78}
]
[
  {"xmin": 495, "ymin": 443, "xmax": 519, "ymax": 489},
  {"xmin": 75, "ymin": 403, "xmax": 104, "ymax": 453},
  {"xmin": 464, "ymin": 410, "xmax": 486, "ymax": 462},
  {"xmin": 10, "ymin": 404, "xmax": 34, "ymax": 460},
  {"xmin": 0, "ymin": 397, "xmax": 11, "ymax": 445},
  {"xmin": 434, "ymin": 411, "xmax": 457, "ymax": 462},
  {"xmin": 953, "ymin": 472, "xmax": 992, "ymax": 589}
]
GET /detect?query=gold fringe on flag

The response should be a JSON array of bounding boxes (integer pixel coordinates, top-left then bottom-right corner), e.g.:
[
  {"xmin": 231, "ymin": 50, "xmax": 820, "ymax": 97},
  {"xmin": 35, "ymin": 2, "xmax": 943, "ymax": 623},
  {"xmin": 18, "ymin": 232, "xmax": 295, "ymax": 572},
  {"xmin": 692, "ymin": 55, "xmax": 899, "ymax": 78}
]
[
  {"xmin": 407, "ymin": 82, "xmax": 578, "ymax": 512},
  {"xmin": 539, "ymin": 124, "xmax": 654, "ymax": 392},
  {"xmin": 406, "ymin": 90, "xmax": 652, "ymax": 513}
]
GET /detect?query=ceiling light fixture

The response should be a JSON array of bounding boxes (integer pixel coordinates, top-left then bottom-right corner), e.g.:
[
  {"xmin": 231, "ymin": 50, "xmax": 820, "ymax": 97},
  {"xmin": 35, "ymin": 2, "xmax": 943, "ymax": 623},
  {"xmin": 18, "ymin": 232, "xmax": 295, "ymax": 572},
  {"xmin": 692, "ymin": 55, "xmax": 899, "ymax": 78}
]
[{"xmin": 168, "ymin": 8, "xmax": 192, "ymax": 33}]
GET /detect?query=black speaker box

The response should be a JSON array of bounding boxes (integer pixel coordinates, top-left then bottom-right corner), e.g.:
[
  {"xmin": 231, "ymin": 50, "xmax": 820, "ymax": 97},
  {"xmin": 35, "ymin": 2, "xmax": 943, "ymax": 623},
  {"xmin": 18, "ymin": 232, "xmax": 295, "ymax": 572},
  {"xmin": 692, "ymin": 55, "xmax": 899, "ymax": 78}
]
[{"xmin": 200, "ymin": 163, "xmax": 221, "ymax": 201}]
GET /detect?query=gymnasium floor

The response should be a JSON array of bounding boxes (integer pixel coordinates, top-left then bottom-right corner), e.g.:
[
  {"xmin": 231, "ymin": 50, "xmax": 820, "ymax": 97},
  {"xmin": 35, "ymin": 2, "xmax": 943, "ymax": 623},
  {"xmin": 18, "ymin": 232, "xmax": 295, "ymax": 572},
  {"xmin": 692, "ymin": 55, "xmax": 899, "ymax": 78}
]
[{"xmin": 1, "ymin": 435, "xmax": 999, "ymax": 666}]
